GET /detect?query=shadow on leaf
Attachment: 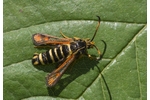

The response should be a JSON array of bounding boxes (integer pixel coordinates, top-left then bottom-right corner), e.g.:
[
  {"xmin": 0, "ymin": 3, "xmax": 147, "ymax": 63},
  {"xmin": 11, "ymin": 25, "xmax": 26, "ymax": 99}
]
[{"xmin": 43, "ymin": 56, "xmax": 111, "ymax": 100}]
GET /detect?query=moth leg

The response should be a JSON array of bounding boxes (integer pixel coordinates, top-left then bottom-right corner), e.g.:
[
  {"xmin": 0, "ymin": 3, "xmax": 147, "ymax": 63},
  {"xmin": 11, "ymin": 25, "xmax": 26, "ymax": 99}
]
[
  {"xmin": 86, "ymin": 40, "xmax": 107, "ymax": 61},
  {"xmin": 82, "ymin": 50, "xmax": 97, "ymax": 60},
  {"xmin": 85, "ymin": 54, "xmax": 96, "ymax": 60},
  {"xmin": 60, "ymin": 31, "xmax": 70, "ymax": 38}
]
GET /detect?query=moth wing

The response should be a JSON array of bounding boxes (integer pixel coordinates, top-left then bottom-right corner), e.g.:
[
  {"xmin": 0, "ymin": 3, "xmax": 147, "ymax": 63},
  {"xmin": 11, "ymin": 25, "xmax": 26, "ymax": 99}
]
[
  {"xmin": 32, "ymin": 33, "xmax": 73, "ymax": 46},
  {"xmin": 46, "ymin": 54, "xmax": 76, "ymax": 87}
]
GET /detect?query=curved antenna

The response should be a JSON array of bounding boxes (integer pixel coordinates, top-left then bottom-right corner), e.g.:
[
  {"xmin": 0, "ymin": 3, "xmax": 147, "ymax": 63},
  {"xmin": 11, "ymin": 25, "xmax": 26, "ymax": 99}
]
[
  {"xmin": 97, "ymin": 40, "xmax": 107, "ymax": 61},
  {"xmin": 91, "ymin": 16, "xmax": 101, "ymax": 42}
]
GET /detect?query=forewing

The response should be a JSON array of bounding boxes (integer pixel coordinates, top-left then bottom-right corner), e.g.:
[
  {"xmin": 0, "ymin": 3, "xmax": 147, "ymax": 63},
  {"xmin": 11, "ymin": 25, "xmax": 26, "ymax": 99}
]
[
  {"xmin": 46, "ymin": 54, "xmax": 76, "ymax": 87},
  {"xmin": 32, "ymin": 33, "xmax": 73, "ymax": 46}
]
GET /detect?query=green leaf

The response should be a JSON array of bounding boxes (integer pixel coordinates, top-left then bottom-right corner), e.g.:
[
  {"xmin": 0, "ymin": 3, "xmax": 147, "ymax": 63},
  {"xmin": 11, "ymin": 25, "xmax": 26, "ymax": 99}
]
[{"xmin": 4, "ymin": 0, "xmax": 146, "ymax": 100}]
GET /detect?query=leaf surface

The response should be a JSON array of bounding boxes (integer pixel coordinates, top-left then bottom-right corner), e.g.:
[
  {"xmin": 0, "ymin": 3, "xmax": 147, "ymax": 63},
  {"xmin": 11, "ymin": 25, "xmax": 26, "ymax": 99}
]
[{"xmin": 4, "ymin": 0, "xmax": 146, "ymax": 100}]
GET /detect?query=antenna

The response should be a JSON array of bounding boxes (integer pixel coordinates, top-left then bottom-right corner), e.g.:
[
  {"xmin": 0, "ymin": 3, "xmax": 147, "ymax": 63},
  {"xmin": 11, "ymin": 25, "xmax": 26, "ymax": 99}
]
[{"xmin": 91, "ymin": 16, "xmax": 101, "ymax": 41}]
